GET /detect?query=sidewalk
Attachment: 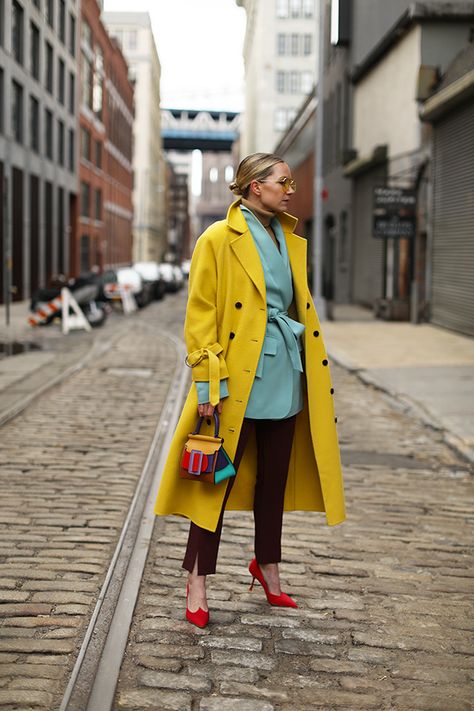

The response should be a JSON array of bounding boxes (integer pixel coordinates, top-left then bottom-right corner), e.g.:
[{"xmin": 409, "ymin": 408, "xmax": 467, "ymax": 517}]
[{"xmin": 324, "ymin": 305, "xmax": 474, "ymax": 462}]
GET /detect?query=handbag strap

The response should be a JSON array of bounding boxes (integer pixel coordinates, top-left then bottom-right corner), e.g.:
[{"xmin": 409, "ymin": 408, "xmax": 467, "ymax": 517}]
[{"xmin": 193, "ymin": 412, "xmax": 220, "ymax": 437}]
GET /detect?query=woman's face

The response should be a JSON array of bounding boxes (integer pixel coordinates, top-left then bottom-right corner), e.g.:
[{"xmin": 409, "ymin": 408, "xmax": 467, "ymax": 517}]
[{"xmin": 251, "ymin": 162, "xmax": 296, "ymax": 214}]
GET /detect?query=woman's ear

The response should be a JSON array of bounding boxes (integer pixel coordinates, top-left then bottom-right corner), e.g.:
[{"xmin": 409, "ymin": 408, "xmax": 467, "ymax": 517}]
[{"xmin": 249, "ymin": 180, "xmax": 261, "ymax": 197}]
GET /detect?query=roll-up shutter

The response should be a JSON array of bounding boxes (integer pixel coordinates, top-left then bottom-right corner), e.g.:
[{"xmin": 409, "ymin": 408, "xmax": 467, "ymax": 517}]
[
  {"xmin": 352, "ymin": 164, "xmax": 386, "ymax": 306},
  {"xmin": 431, "ymin": 101, "xmax": 474, "ymax": 336}
]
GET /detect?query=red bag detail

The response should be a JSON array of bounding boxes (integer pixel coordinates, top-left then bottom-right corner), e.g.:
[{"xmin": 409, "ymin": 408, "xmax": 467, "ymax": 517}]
[{"xmin": 182, "ymin": 449, "xmax": 209, "ymax": 474}]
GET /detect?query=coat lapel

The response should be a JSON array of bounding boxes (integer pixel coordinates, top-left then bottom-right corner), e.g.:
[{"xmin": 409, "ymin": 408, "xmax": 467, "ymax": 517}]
[
  {"xmin": 230, "ymin": 231, "xmax": 266, "ymax": 302},
  {"xmin": 285, "ymin": 231, "xmax": 308, "ymax": 323},
  {"xmin": 227, "ymin": 200, "xmax": 266, "ymax": 301}
]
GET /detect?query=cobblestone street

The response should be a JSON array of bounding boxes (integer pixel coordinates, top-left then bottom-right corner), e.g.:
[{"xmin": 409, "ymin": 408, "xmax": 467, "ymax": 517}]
[
  {"xmin": 114, "ymin": 305, "xmax": 473, "ymax": 709},
  {"xmin": 0, "ymin": 296, "xmax": 183, "ymax": 709},
  {"xmin": 0, "ymin": 291, "xmax": 473, "ymax": 711}
]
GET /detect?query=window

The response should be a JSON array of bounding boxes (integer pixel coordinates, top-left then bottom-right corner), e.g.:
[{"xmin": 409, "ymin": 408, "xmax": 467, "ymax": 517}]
[
  {"xmin": 46, "ymin": 0, "xmax": 54, "ymax": 29},
  {"xmin": 289, "ymin": 71, "xmax": 300, "ymax": 93},
  {"xmin": 225, "ymin": 165, "xmax": 234, "ymax": 182},
  {"xmin": 82, "ymin": 19, "xmax": 92, "ymax": 49},
  {"xmin": 58, "ymin": 58, "xmax": 65, "ymax": 104},
  {"xmin": 209, "ymin": 167, "xmax": 218, "ymax": 183},
  {"xmin": 30, "ymin": 22, "xmax": 40, "ymax": 80},
  {"xmin": 302, "ymin": 0, "xmax": 314, "ymax": 18},
  {"xmin": 128, "ymin": 30, "xmax": 137, "ymax": 49},
  {"xmin": 69, "ymin": 13, "xmax": 76, "ymax": 56},
  {"xmin": 30, "ymin": 95, "xmax": 40, "ymax": 151},
  {"xmin": 274, "ymin": 107, "xmax": 296, "ymax": 132},
  {"xmin": 59, "ymin": 0, "xmax": 65, "ymax": 43},
  {"xmin": 80, "ymin": 235, "xmax": 90, "ymax": 272},
  {"xmin": 11, "ymin": 80, "xmax": 24, "ymax": 143},
  {"xmin": 94, "ymin": 188, "xmax": 102, "ymax": 220},
  {"xmin": 301, "ymin": 71, "xmax": 313, "ymax": 93},
  {"xmin": 81, "ymin": 126, "xmax": 91, "ymax": 161},
  {"xmin": 45, "ymin": 108, "xmax": 53, "ymax": 159},
  {"xmin": 276, "ymin": 0, "xmax": 289, "ymax": 18},
  {"xmin": 95, "ymin": 139, "xmax": 102, "ymax": 168},
  {"xmin": 68, "ymin": 71, "xmax": 75, "ymax": 114},
  {"xmin": 276, "ymin": 71, "xmax": 285, "ymax": 93},
  {"xmin": 57, "ymin": 119, "xmax": 64, "ymax": 165},
  {"xmin": 303, "ymin": 34, "xmax": 312, "ymax": 55},
  {"xmin": 291, "ymin": 34, "xmax": 299, "ymax": 56},
  {"xmin": 45, "ymin": 41, "xmax": 54, "ymax": 93},
  {"xmin": 93, "ymin": 73, "xmax": 103, "ymax": 119},
  {"xmin": 290, "ymin": 0, "xmax": 301, "ymax": 18},
  {"xmin": 12, "ymin": 1, "xmax": 24, "ymax": 65},
  {"xmin": 80, "ymin": 182, "xmax": 90, "ymax": 217},
  {"xmin": 277, "ymin": 33, "xmax": 286, "ymax": 55},
  {"xmin": 81, "ymin": 53, "xmax": 93, "ymax": 108},
  {"xmin": 68, "ymin": 128, "xmax": 75, "ymax": 171},
  {"xmin": 274, "ymin": 108, "xmax": 286, "ymax": 132}
]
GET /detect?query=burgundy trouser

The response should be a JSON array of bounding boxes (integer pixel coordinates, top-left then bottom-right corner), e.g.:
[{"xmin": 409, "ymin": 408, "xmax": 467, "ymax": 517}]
[{"xmin": 182, "ymin": 415, "xmax": 296, "ymax": 576}]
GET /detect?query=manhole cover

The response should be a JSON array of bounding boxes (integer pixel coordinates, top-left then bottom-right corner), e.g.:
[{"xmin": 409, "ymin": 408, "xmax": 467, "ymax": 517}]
[{"xmin": 106, "ymin": 367, "xmax": 153, "ymax": 378}]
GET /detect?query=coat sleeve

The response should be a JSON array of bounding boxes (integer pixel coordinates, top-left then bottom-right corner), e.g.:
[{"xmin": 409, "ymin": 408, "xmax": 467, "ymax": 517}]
[{"xmin": 184, "ymin": 233, "xmax": 229, "ymax": 406}]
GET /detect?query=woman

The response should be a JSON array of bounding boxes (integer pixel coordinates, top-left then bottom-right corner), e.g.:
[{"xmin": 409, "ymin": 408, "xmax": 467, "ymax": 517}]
[{"xmin": 154, "ymin": 153, "xmax": 345, "ymax": 628}]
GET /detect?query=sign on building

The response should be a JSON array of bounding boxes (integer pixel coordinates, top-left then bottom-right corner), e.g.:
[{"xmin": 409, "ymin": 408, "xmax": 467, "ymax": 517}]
[{"xmin": 373, "ymin": 187, "xmax": 416, "ymax": 238}]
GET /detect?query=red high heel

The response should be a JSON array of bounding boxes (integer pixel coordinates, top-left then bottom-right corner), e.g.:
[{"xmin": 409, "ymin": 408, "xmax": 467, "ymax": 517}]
[
  {"xmin": 248, "ymin": 558, "xmax": 298, "ymax": 608},
  {"xmin": 185, "ymin": 584, "xmax": 209, "ymax": 628}
]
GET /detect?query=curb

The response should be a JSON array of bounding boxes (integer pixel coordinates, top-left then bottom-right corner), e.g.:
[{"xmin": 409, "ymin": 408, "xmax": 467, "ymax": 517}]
[{"xmin": 327, "ymin": 348, "xmax": 474, "ymax": 466}]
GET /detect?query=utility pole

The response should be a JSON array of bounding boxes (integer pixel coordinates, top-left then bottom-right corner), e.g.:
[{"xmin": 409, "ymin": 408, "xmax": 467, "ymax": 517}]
[{"xmin": 312, "ymin": 0, "xmax": 327, "ymax": 320}]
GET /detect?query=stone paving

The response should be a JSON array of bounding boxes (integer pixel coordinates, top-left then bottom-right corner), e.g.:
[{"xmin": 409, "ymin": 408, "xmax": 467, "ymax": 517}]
[
  {"xmin": 114, "ymin": 355, "xmax": 473, "ymax": 709},
  {"xmin": 0, "ymin": 295, "xmax": 185, "ymax": 709}
]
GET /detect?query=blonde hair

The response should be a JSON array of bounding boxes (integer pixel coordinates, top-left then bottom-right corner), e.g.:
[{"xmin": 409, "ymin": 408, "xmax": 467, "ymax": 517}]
[{"xmin": 229, "ymin": 153, "xmax": 284, "ymax": 198}]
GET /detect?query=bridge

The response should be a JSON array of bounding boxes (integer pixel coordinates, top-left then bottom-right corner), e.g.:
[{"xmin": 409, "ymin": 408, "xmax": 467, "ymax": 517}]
[{"xmin": 161, "ymin": 109, "xmax": 241, "ymax": 151}]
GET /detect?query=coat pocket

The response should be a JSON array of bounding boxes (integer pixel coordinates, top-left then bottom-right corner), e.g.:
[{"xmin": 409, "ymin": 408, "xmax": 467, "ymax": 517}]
[{"xmin": 255, "ymin": 336, "xmax": 278, "ymax": 378}]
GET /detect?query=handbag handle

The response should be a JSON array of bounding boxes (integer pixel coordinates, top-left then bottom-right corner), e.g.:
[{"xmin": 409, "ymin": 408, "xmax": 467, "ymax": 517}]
[{"xmin": 193, "ymin": 412, "xmax": 220, "ymax": 438}]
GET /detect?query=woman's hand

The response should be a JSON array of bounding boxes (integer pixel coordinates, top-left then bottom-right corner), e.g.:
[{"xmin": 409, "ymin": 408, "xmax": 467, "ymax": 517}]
[{"xmin": 197, "ymin": 400, "xmax": 224, "ymax": 417}]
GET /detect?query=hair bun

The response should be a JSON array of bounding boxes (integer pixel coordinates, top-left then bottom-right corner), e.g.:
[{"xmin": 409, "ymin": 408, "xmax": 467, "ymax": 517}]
[{"xmin": 229, "ymin": 181, "xmax": 242, "ymax": 195}]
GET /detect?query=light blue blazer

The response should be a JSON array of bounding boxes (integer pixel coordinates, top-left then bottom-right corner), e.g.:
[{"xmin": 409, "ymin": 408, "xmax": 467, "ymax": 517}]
[{"xmin": 197, "ymin": 206, "xmax": 305, "ymax": 420}]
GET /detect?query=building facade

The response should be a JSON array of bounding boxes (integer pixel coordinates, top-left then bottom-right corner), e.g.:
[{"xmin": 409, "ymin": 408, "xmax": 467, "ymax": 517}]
[
  {"xmin": 345, "ymin": 1, "xmax": 474, "ymax": 321},
  {"xmin": 421, "ymin": 43, "xmax": 474, "ymax": 337},
  {"xmin": 0, "ymin": 0, "xmax": 79, "ymax": 302},
  {"xmin": 102, "ymin": 11, "xmax": 167, "ymax": 264},
  {"xmin": 77, "ymin": 0, "xmax": 134, "ymax": 276},
  {"xmin": 236, "ymin": 0, "xmax": 318, "ymax": 155}
]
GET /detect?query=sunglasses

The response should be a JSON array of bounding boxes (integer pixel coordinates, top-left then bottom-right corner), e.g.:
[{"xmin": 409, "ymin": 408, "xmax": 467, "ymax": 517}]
[{"xmin": 257, "ymin": 177, "xmax": 297, "ymax": 193}]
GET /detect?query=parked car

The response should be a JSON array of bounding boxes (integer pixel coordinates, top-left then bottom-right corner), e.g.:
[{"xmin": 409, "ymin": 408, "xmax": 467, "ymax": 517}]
[
  {"xmin": 102, "ymin": 267, "xmax": 153, "ymax": 308},
  {"xmin": 181, "ymin": 259, "xmax": 191, "ymax": 279},
  {"xmin": 159, "ymin": 263, "xmax": 183, "ymax": 293},
  {"xmin": 133, "ymin": 261, "xmax": 166, "ymax": 301}
]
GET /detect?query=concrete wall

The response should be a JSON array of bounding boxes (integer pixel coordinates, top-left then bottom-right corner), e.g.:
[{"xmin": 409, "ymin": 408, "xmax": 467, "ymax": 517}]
[{"xmin": 353, "ymin": 25, "xmax": 421, "ymax": 158}]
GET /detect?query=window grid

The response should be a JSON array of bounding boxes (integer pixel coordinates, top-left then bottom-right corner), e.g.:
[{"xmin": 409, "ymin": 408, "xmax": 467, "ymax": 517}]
[
  {"xmin": 12, "ymin": 80, "xmax": 24, "ymax": 143},
  {"xmin": 12, "ymin": 1, "xmax": 24, "ymax": 66},
  {"xmin": 30, "ymin": 95, "xmax": 40, "ymax": 151},
  {"xmin": 30, "ymin": 21, "xmax": 40, "ymax": 80},
  {"xmin": 45, "ymin": 108, "xmax": 53, "ymax": 159},
  {"xmin": 45, "ymin": 41, "xmax": 54, "ymax": 94},
  {"xmin": 58, "ymin": 58, "xmax": 65, "ymax": 104}
]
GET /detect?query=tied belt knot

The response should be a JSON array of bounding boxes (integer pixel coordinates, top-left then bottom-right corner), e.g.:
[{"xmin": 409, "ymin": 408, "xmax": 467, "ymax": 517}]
[
  {"xmin": 267, "ymin": 307, "xmax": 305, "ymax": 373},
  {"xmin": 185, "ymin": 342, "xmax": 223, "ymax": 406}
]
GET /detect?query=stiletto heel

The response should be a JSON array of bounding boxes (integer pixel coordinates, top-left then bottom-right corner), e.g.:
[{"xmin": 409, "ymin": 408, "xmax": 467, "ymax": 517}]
[
  {"xmin": 248, "ymin": 558, "xmax": 298, "ymax": 608},
  {"xmin": 249, "ymin": 576, "xmax": 256, "ymax": 592},
  {"xmin": 185, "ymin": 583, "xmax": 209, "ymax": 628}
]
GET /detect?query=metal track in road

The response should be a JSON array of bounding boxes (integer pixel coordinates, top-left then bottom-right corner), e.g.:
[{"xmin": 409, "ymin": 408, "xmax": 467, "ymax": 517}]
[
  {"xmin": 58, "ymin": 327, "xmax": 188, "ymax": 711},
  {"xmin": 0, "ymin": 330, "xmax": 124, "ymax": 428}
]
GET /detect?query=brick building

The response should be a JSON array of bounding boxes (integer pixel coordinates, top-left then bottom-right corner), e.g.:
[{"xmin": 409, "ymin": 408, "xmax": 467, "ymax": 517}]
[{"xmin": 76, "ymin": 0, "xmax": 134, "ymax": 275}]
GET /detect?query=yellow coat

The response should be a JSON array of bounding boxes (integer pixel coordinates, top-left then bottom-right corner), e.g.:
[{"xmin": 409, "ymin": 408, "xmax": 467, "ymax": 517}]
[{"xmin": 154, "ymin": 199, "xmax": 346, "ymax": 531}]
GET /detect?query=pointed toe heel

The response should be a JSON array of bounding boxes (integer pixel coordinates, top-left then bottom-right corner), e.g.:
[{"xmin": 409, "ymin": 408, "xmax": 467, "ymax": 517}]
[
  {"xmin": 185, "ymin": 584, "xmax": 209, "ymax": 628},
  {"xmin": 248, "ymin": 558, "xmax": 298, "ymax": 609}
]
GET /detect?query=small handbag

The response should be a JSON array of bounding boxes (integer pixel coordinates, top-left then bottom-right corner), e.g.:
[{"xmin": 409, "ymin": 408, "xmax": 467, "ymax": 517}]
[{"xmin": 180, "ymin": 413, "xmax": 236, "ymax": 484}]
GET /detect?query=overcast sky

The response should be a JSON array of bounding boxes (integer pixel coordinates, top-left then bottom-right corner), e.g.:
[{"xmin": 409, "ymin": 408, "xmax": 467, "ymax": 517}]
[{"xmin": 103, "ymin": 0, "xmax": 247, "ymax": 111}]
